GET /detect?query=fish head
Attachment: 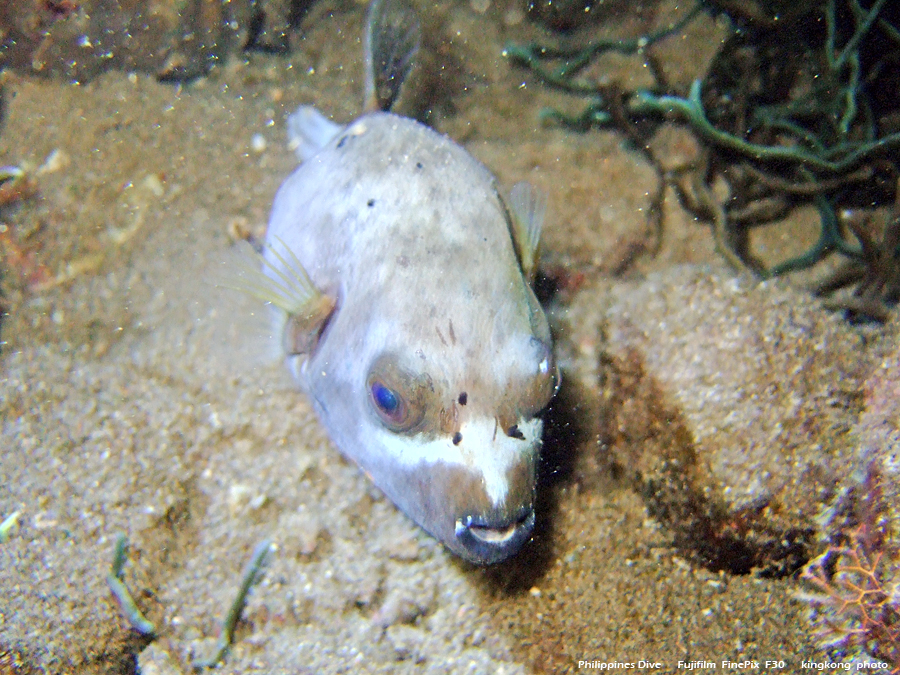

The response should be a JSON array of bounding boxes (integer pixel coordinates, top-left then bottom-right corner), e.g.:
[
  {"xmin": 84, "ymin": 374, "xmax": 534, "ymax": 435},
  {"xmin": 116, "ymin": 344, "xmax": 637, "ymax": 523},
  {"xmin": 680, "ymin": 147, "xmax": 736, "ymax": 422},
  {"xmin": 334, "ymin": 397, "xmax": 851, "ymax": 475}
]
[{"xmin": 308, "ymin": 282, "xmax": 558, "ymax": 564}]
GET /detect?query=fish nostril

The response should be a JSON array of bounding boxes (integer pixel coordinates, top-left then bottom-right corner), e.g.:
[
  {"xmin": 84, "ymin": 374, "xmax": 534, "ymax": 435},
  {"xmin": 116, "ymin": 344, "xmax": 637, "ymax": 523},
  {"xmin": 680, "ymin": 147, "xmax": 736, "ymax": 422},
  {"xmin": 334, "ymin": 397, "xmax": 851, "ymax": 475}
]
[{"xmin": 505, "ymin": 424, "xmax": 525, "ymax": 440}]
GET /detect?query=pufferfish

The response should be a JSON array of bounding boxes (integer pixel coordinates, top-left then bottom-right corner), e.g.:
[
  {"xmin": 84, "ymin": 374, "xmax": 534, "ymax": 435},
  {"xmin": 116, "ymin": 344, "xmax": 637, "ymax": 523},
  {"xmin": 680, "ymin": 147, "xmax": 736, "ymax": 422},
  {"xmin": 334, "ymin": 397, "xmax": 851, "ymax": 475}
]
[{"xmin": 245, "ymin": 0, "xmax": 559, "ymax": 564}]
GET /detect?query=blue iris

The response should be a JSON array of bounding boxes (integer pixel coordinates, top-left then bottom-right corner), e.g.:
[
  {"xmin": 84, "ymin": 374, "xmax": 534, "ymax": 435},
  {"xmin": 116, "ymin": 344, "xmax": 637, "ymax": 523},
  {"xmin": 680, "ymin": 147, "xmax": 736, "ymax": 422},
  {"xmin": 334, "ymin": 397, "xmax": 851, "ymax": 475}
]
[{"xmin": 371, "ymin": 381, "xmax": 399, "ymax": 414}]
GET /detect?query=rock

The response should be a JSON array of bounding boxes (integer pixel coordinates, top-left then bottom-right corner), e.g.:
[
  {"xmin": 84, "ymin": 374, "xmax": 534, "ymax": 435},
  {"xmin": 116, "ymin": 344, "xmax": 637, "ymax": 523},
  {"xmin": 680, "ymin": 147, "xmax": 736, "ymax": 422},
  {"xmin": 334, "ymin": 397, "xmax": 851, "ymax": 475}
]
[
  {"xmin": 526, "ymin": 0, "xmax": 623, "ymax": 32},
  {"xmin": 373, "ymin": 572, "xmax": 438, "ymax": 628},
  {"xmin": 597, "ymin": 265, "xmax": 892, "ymax": 573},
  {"xmin": 822, "ymin": 334, "xmax": 900, "ymax": 535},
  {"xmin": 385, "ymin": 624, "xmax": 428, "ymax": 662},
  {"xmin": 855, "ymin": 343, "xmax": 900, "ymax": 482},
  {"xmin": 137, "ymin": 644, "xmax": 184, "ymax": 675},
  {"xmin": 0, "ymin": 0, "xmax": 296, "ymax": 82}
]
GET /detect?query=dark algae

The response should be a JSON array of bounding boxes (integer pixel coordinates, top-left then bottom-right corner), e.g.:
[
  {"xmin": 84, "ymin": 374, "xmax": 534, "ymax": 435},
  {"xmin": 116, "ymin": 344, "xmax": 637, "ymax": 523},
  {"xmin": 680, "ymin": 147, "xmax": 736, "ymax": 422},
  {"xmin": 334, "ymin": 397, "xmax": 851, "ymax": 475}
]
[{"xmin": 508, "ymin": 0, "xmax": 900, "ymax": 319}]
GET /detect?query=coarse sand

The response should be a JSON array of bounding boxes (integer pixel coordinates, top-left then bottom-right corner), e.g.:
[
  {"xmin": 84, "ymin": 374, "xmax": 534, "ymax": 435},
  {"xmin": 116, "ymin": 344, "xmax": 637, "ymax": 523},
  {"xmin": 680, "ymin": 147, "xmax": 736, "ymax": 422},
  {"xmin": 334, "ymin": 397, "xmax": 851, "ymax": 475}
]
[{"xmin": 0, "ymin": 1, "xmax": 866, "ymax": 672}]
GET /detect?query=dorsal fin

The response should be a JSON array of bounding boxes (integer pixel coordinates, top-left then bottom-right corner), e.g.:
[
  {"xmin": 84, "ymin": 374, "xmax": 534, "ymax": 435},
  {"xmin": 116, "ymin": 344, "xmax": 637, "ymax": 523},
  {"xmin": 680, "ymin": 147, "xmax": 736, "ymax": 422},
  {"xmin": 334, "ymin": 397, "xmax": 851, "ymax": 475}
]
[
  {"xmin": 363, "ymin": 0, "xmax": 421, "ymax": 112},
  {"xmin": 507, "ymin": 181, "xmax": 548, "ymax": 281}
]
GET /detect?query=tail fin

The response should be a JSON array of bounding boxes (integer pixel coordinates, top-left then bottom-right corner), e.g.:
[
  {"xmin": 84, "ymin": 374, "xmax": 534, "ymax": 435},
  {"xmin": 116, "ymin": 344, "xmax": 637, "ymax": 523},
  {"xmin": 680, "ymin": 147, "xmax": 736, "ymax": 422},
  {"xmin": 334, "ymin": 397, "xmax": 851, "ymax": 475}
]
[
  {"xmin": 287, "ymin": 106, "xmax": 344, "ymax": 162},
  {"xmin": 363, "ymin": 0, "xmax": 420, "ymax": 112}
]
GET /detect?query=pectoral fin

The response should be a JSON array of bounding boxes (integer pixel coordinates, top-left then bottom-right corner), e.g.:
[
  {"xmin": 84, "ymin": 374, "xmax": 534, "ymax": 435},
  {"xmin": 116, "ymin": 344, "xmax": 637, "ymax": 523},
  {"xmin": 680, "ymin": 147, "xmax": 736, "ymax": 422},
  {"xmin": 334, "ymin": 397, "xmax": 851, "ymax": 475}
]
[
  {"xmin": 280, "ymin": 294, "xmax": 336, "ymax": 356},
  {"xmin": 231, "ymin": 239, "xmax": 336, "ymax": 356},
  {"xmin": 506, "ymin": 181, "xmax": 547, "ymax": 281}
]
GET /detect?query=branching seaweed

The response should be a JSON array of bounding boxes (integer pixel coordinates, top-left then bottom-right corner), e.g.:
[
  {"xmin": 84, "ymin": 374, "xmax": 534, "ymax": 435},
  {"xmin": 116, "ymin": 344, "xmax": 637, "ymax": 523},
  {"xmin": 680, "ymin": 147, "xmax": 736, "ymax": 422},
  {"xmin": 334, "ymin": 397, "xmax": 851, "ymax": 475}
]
[
  {"xmin": 0, "ymin": 511, "xmax": 20, "ymax": 543},
  {"xmin": 815, "ymin": 184, "xmax": 900, "ymax": 321},
  {"xmin": 507, "ymin": 0, "xmax": 900, "ymax": 320},
  {"xmin": 192, "ymin": 539, "xmax": 272, "ymax": 669},
  {"xmin": 106, "ymin": 533, "xmax": 156, "ymax": 636},
  {"xmin": 798, "ymin": 468, "xmax": 900, "ymax": 671}
]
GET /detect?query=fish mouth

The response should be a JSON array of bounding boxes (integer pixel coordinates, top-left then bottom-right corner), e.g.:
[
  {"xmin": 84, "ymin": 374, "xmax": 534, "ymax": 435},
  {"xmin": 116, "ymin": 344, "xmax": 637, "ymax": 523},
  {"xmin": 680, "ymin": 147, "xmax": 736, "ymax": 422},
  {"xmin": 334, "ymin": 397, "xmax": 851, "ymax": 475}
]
[{"xmin": 454, "ymin": 507, "xmax": 535, "ymax": 564}]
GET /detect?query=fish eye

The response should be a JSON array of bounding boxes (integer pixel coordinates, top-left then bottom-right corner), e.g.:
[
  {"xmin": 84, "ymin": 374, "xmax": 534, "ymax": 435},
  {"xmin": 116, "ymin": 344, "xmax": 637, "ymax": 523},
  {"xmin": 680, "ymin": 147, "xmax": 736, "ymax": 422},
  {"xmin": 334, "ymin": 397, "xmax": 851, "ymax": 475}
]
[
  {"xmin": 366, "ymin": 354, "xmax": 429, "ymax": 433},
  {"xmin": 371, "ymin": 381, "xmax": 400, "ymax": 415}
]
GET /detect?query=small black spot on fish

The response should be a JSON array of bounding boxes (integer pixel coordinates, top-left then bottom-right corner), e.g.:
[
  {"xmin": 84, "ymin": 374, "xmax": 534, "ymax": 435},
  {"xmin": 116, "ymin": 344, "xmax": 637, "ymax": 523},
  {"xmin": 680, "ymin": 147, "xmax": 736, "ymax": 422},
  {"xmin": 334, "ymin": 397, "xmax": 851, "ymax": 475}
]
[
  {"xmin": 367, "ymin": 198, "xmax": 376, "ymax": 207},
  {"xmin": 416, "ymin": 161, "xmax": 423, "ymax": 169},
  {"xmin": 458, "ymin": 392, "xmax": 467, "ymax": 406},
  {"xmin": 506, "ymin": 424, "xmax": 525, "ymax": 440},
  {"xmin": 337, "ymin": 136, "xmax": 348, "ymax": 148},
  {"xmin": 452, "ymin": 432, "xmax": 462, "ymax": 445}
]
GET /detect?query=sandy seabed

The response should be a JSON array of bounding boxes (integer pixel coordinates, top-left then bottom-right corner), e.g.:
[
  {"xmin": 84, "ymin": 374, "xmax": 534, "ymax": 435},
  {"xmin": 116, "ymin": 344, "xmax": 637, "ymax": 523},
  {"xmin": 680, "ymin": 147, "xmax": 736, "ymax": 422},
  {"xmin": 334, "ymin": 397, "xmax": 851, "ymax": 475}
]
[{"xmin": 0, "ymin": 1, "xmax": 841, "ymax": 673}]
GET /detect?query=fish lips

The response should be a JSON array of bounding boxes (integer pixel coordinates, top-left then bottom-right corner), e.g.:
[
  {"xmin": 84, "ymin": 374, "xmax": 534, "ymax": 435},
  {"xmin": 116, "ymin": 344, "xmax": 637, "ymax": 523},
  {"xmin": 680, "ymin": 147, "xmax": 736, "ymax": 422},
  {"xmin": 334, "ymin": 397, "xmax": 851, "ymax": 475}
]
[{"xmin": 454, "ymin": 506, "xmax": 535, "ymax": 564}]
